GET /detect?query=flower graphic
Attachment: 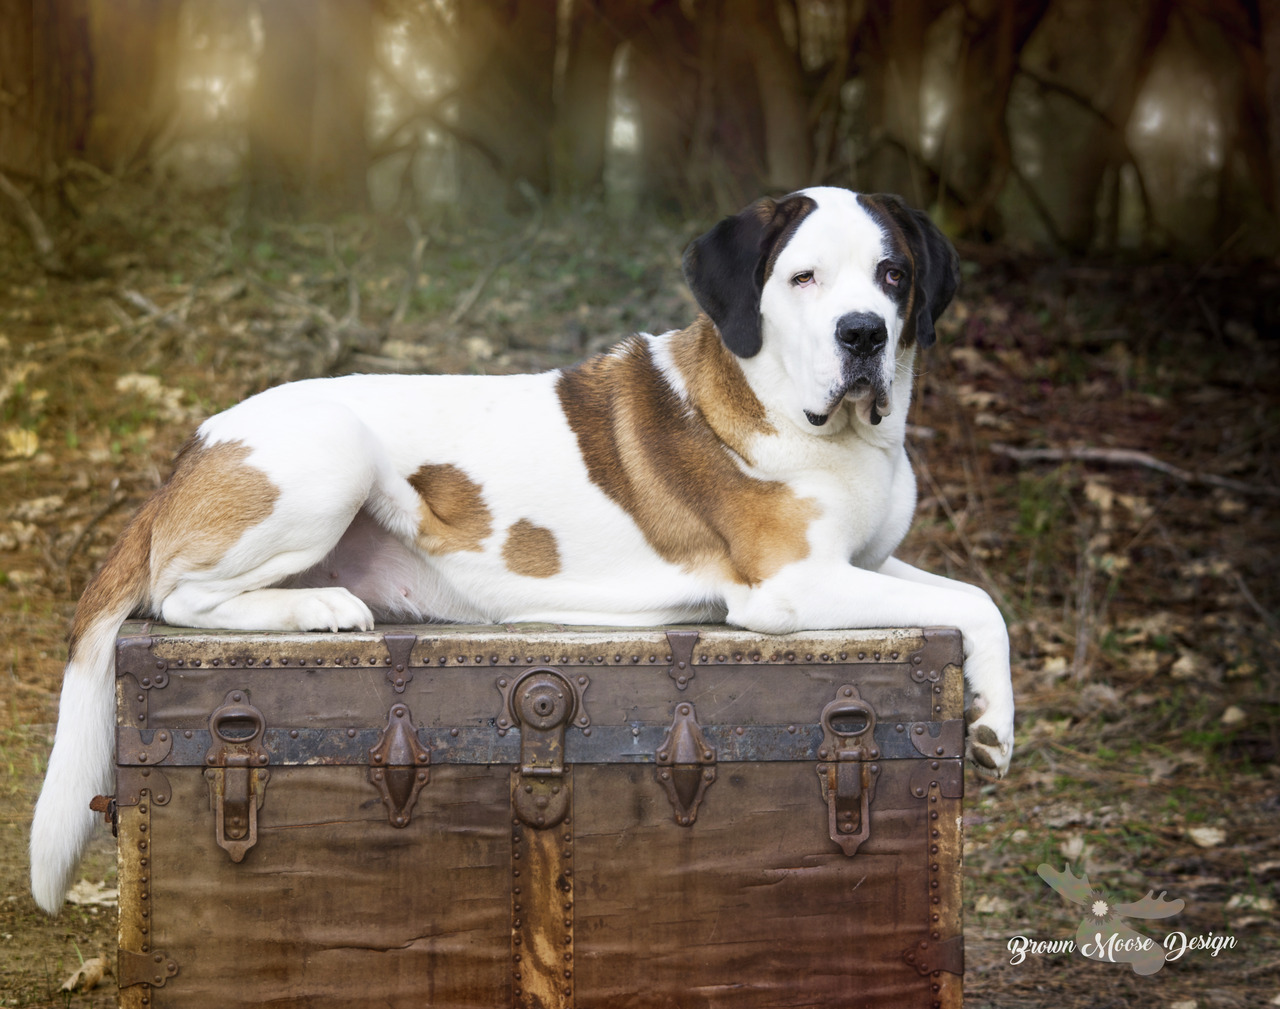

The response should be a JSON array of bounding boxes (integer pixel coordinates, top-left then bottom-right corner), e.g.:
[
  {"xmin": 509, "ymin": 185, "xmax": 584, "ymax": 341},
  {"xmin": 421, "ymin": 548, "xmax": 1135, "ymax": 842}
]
[{"xmin": 1086, "ymin": 889, "xmax": 1115, "ymax": 925}]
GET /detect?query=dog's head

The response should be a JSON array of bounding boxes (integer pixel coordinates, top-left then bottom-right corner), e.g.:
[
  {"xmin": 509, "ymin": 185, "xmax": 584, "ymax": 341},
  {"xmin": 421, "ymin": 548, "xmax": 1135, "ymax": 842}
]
[{"xmin": 682, "ymin": 187, "xmax": 959, "ymax": 431}]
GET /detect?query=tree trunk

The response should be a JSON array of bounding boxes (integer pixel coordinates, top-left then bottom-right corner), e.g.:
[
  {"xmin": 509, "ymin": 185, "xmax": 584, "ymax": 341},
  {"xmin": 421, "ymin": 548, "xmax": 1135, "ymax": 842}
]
[
  {"xmin": 451, "ymin": 0, "xmax": 558, "ymax": 211},
  {"xmin": 941, "ymin": 0, "xmax": 1050, "ymax": 237},
  {"xmin": 309, "ymin": 0, "xmax": 373, "ymax": 213},
  {"xmin": 1263, "ymin": 0, "xmax": 1280, "ymax": 214},
  {"xmin": 552, "ymin": 1, "xmax": 621, "ymax": 200},
  {"xmin": 695, "ymin": 0, "xmax": 770, "ymax": 208},
  {"xmin": 83, "ymin": 0, "xmax": 180, "ymax": 174},
  {"xmin": 0, "ymin": 0, "xmax": 92, "ymax": 186},
  {"xmin": 630, "ymin": 0, "xmax": 701, "ymax": 210},
  {"xmin": 247, "ymin": 0, "xmax": 319, "ymax": 218},
  {"xmin": 743, "ymin": 0, "xmax": 812, "ymax": 192},
  {"xmin": 247, "ymin": 0, "xmax": 372, "ymax": 219},
  {"xmin": 855, "ymin": 0, "xmax": 932, "ymax": 202},
  {"xmin": 1039, "ymin": 0, "xmax": 1173, "ymax": 253}
]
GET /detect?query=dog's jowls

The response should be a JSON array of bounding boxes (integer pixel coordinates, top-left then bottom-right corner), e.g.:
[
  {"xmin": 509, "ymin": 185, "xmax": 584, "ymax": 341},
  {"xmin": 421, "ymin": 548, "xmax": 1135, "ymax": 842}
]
[{"xmin": 30, "ymin": 187, "xmax": 1014, "ymax": 913}]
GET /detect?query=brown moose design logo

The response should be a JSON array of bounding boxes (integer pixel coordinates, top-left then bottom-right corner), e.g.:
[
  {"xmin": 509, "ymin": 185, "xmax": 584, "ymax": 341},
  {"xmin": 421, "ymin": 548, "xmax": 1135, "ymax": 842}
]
[{"xmin": 1037, "ymin": 863, "xmax": 1185, "ymax": 975}]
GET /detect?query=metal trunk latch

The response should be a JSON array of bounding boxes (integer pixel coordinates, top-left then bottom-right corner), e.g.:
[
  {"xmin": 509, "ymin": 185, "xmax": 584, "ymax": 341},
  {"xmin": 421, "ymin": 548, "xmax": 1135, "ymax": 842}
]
[
  {"xmin": 204, "ymin": 690, "xmax": 270, "ymax": 862},
  {"xmin": 498, "ymin": 667, "xmax": 589, "ymax": 829},
  {"xmin": 817, "ymin": 684, "xmax": 880, "ymax": 857},
  {"xmin": 368, "ymin": 703, "xmax": 431, "ymax": 827},
  {"xmin": 656, "ymin": 702, "xmax": 716, "ymax": 825}
]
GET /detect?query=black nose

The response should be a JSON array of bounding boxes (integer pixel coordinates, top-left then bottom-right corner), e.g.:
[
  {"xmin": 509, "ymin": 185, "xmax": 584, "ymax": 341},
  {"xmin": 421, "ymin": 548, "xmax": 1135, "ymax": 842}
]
[{"xmin": 836, "ymin": 312, "xmax": 887, "ymax": 356}]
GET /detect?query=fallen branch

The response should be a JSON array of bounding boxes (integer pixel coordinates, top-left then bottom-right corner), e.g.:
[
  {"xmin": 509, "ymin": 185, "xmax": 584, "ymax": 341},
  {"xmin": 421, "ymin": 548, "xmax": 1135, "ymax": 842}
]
[
  {"xmin": 991, "ymin": 443, "xmax": 1280, "ymax": 499},
  {"xmin": 0, "ymin": 170, "xmax": 67, "ymax": 273}
]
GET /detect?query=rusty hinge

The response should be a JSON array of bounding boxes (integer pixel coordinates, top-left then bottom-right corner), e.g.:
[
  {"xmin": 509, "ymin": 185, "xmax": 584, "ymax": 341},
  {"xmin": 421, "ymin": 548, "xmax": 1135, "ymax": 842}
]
[
  {"xmin": 368, "ymin": 702, "xmax": 431, "ymax": 827},
  {"xmin": 816, "ymin": 684, "xmax": 880, "ymax": 857},
  {"xmin": 908, "ymin": 758, "xmax": 963, "ymax": 800},
  {"xmin": 904, "ymin": 934, "xmax": 963, "ymax": 976},
  {"xmin": 203, "ymin": 690, "xmax": 270, "ymax": 862},
  {"xmin": 655, "ymin": 702, "xmax": 716, "ymax": 825},
  {"xmin": 115, "ymin": 726, "xmax": 175, "ymax": 814},
  {"xmin": 118, "ymin": 949, "xmax": 179, "ymax": 989},
  {"xmin": 498, "ymin": 667, "xmax": 589, "ymax": 828},
  {"xmin": 665, "ymin": 629, "xmax": 699, "ymax": 690},
  {"xmin": 382, "ymin": 631, "xmax": 418, "ymax": 693}
]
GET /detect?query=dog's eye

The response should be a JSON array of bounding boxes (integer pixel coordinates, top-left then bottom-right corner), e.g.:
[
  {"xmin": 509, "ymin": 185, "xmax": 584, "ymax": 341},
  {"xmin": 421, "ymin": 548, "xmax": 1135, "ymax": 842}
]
[
  {"xmin": 885, "ymin": 268, "xmax": 904, "ymax": 287},
  {"xmin": 791, "ymin": 271, "xmax": 815, "ymax": 287}
]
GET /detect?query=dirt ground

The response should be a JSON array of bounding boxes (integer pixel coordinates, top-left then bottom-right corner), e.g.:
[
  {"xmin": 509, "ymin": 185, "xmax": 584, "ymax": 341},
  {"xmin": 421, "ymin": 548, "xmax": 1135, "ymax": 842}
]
[{"xmin": 1, "ymin": 185, "xmax": 1277, "ymax": 1007}]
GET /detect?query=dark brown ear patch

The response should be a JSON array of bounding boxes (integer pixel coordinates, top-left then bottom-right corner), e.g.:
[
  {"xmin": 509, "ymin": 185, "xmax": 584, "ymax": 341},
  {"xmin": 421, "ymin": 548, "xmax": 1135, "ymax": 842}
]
[
  {"xmin": 682, "ymin": 194, "xmax": 817, "ymax": 357},
  {"xmin": 857, "ymin": 194, "xmax": 959, "ymax": 349}
]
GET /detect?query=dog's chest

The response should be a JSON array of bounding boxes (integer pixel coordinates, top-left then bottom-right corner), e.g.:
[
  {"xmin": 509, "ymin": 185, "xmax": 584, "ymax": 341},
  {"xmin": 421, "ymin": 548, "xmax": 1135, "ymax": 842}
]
[
  {"xmin": 752, "ymin": 424, "xmax": 914, "ymax": 554},
  {"xmin": 110, "ymin": 621, "xmax": 965, "ymax": 1007}
]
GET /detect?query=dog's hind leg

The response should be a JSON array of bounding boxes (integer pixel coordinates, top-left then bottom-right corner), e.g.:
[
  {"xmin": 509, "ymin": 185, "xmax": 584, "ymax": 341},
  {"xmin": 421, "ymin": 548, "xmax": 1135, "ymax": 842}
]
[
  {"xmin": 31, "ymin": 406, "xmax": 406, "ymax": 913},
  {"xmin": 152, "ymin": 406, "xmax": 409, "ymax": 633}
]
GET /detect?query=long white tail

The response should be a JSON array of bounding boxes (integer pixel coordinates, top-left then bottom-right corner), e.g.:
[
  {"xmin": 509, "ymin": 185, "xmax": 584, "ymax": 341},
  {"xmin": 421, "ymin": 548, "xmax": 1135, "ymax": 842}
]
[{"xmin": 30, "ymin": 499, "xmax": 154, "ymax": 914}]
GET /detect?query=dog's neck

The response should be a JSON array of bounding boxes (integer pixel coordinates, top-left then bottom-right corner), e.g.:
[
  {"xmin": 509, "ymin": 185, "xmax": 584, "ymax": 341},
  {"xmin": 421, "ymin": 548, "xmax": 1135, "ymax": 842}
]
[{"xmin": 666, "ymin": 316, "xmax": 775, "ymax": 465}]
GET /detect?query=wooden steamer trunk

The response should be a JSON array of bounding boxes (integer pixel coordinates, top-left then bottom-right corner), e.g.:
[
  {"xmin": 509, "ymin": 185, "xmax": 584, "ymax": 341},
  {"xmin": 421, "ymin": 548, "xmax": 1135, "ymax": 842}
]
[{"xmin": 108, "ymin": 622, "xmax": 965, "ymax": 1008}]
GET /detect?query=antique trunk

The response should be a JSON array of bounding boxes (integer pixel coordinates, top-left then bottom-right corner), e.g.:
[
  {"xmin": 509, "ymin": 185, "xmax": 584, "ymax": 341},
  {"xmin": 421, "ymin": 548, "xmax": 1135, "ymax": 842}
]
[{"xmin": 108, "ymin": 622, "xmax": 965, "ymax": 1008}]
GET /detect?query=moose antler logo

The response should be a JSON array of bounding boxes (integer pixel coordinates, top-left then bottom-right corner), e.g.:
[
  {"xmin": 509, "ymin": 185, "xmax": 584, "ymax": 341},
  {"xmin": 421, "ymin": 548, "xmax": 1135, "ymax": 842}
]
[{"xmin": 1037, "ymin": 863, "xmax": 1184, "ymax": 975}]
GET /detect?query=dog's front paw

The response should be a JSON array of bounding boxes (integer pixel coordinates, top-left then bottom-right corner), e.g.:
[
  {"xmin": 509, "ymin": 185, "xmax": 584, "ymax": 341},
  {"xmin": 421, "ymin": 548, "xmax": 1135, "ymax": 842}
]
[
  {"xmin": 291, "ymin": 587, "xmax": 375, "ymax": 633},
  {"xmin": 965, "ymin": 694, "xmax": 1013, "ymax": 779}
]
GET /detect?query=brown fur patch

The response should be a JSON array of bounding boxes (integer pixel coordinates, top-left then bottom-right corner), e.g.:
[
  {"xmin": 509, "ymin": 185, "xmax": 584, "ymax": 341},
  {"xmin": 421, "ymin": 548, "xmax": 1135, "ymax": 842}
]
[
  {"xmin": 408, "ymin": 463, "xmax": 493, "ymax": 553},
  {"xmin": 670, "ymin": 316, "xmax": 775, "ymax": 464},
  {"xmin": 69, "ymin": 437, "xmax": 280, "ymax": 657},
  {"xmin": 502, "ymin": 519, "xmax": 561, "ymax": 578},
  {"xmin": 150, "ymin": 439, "xmax": 281, "ymax": 590},
  {"xmin": 67, "ymin": 496, "xmax": 158, "ymax": 660},
  {"xmin": 557, "ymin": 328, "xmax": 816, "ymax": 586}
]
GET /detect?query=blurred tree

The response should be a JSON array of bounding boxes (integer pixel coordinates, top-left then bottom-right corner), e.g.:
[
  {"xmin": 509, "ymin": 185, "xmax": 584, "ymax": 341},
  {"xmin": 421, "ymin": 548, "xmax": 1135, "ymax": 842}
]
[
  {"xmin": 1019, "ymin": 0, "xmax": 1173, "ymax": 253},
  {"xmin": 939, "ymin": 0, "xmax": 1051, "ymax": 238},
  {"xmin": 630, "ymin": 0, "xmax": 701, "ymax": 209},
  {"xmin": 742, "ymin": 0, "xmax": 812, "ymax": 192},
  {"xmin": 0, "ymin": 0, "xmax": 92, "ymax": 190},
  {"xmin": 451, "ymin": 0, "xmax": 558, "ymax": 208},
  {"xmin": 247, "ymin": 0, "xmax": 373, "ymax": 218},
  {"xmin": 687, "ymin": 0, "xmax": 771, "ymax": 208},
  {"xmin": 83, "ymin": 0, "xmax": 181, "ymax": 174},
  {"xmin": 553, "ymin": 0, "xmax": 627, "ymax": 199},
  {"xmin": 1262, "ymin": 0, "xmax": 1280, "ymax": 212},
  {"xmin": 853, "ymin": 0, "xmax": 944, "ymax": 204}
]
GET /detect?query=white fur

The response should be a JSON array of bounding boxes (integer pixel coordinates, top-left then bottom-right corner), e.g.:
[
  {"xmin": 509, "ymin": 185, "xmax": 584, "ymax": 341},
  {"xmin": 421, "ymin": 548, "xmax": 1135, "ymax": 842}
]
[{"xmin": 30, "ymin": 187, "xmax": 1013, "ymax": 913}]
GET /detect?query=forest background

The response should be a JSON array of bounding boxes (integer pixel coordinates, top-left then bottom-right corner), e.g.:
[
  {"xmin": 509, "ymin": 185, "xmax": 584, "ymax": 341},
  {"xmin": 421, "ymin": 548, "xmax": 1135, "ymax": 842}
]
[{"xmin": 1, "ymin": 1, "xmax": 1278, "ymax": 1006}]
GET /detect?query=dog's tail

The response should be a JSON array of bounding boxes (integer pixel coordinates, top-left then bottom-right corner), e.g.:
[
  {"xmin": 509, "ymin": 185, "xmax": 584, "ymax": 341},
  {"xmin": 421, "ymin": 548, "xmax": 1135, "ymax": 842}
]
[{"xmin": 29, "ymin": 495, "xmax": 158, "ymax": 914}]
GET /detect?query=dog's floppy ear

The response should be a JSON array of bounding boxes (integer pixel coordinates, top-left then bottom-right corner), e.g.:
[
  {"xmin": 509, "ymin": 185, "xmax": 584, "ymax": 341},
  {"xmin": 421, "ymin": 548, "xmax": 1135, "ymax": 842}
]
[
  {"xmin": 905, "ymin": 204, "xmax": 959, "ymax": 349},
  {"xmin": 682, "ymin": 194, "xmax": 817, "ymax": 358},
  {"xmin": 859, "ymin": 193, "xmax": 960, "ymax": 349}
]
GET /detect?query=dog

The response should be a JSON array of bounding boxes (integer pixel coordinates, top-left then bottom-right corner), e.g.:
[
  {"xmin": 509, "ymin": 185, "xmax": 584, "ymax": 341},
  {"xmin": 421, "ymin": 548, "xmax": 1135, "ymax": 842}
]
[{"xmin": 29, "ymin": 186, "xmax": 1014, "ymax": 914}]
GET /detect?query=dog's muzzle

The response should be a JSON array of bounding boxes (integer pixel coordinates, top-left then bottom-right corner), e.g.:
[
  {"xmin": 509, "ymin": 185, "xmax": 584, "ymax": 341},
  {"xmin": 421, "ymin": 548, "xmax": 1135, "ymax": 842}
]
[{"xmin": 831, "ymin": 312, "xmax": 892, "ymax": 426}]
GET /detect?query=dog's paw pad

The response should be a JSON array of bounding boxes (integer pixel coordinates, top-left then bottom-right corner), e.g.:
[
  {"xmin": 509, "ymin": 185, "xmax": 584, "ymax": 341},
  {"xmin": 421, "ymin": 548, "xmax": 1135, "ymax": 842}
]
[
  {"xmin": 969, "ymin": 744, "xmax": 998, "ymax": 769},
  {"xmin": 965, "ymin": 704, "xmax": 1013, "ymax": 779}
]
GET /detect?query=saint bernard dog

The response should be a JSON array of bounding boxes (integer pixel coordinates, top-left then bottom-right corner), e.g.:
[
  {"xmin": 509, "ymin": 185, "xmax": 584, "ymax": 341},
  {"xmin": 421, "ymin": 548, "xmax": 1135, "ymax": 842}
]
[{"xmin": 30, "ymin": 187, "xmax": 1014, "ymax": 913}]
